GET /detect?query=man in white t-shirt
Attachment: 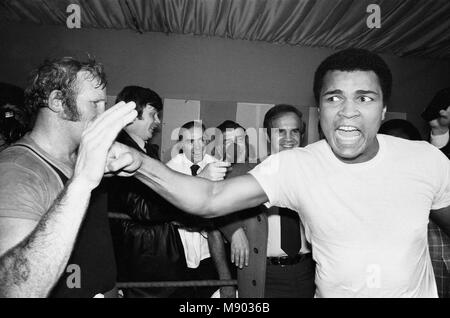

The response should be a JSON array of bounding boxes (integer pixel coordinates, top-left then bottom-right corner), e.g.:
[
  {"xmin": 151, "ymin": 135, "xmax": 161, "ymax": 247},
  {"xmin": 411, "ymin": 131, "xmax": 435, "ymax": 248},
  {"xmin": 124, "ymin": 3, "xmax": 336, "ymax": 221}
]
[{"xmin": 131, "ymin": 48, "xmax": 450, "ymax": 297}]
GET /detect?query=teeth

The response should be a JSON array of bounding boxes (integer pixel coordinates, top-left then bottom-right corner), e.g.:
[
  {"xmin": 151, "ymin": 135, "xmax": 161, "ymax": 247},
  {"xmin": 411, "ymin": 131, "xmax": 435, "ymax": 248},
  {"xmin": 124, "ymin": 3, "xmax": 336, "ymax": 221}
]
[{"xmin": 338, "ymin": 126, "xmax": 358, "ymax": 132}]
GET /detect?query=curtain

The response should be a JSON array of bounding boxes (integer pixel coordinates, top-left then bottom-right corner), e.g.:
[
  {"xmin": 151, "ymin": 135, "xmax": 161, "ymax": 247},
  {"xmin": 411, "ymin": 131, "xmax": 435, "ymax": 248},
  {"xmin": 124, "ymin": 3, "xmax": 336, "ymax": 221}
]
[{"xmin": 1, "ymin": 0, "xmax": 449, "ymax": 59}]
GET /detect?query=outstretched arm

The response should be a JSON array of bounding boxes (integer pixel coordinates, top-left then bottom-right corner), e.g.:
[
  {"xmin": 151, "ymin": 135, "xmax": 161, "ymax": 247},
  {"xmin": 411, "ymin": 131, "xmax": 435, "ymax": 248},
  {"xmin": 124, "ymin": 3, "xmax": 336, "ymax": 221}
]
[
  {"xmin": 0, "ymin": 102, "xmax": 138, "ymax": 297},
  {"xmin": 135, "ymin": 159, "xmax": 268, "ymax": 218}
]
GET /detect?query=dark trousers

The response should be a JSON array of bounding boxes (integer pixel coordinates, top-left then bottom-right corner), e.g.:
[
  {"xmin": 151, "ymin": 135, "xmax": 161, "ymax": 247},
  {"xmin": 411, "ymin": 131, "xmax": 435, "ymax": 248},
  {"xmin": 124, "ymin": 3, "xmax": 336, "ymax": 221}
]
[{"xmin": 264, "ymin": 253, "xmax": 316, "ymax": 298}]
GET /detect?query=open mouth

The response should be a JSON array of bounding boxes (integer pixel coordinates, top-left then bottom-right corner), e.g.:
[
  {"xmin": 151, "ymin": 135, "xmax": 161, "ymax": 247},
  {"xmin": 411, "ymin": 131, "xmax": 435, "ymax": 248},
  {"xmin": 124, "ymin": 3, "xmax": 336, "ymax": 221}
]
[
  {"xmin": 149, "ymin": 126, "xmax": 158, "ymax": 135},
  {"xmin": 335, "ymin": 125, "xmax": 361, "ymax": 142}
]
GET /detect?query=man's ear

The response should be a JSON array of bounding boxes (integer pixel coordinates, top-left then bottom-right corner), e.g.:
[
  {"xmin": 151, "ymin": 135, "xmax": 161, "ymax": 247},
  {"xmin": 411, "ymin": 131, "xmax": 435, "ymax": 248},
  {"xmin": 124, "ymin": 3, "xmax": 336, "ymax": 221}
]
[
  {"xmin": 47, "ymin": 90, "xmax": 64, "ymax": 113},
  {"xmin": 382, "ymin": 106, "xmax": 387, "ymax": 121}
]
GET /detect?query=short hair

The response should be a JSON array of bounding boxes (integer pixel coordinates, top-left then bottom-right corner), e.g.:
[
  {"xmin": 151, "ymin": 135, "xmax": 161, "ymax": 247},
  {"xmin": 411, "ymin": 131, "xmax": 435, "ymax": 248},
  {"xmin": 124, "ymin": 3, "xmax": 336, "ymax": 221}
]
[
  {"xmin": 313, "ymin": 48, "xmax": 392, "ymax": 105},
  {"xmin": 115, "ymin": 85, "xmax": 163, "ymax": 119},
  {"xmin": 263, "ymin": 104, "xmax": 305, "ymax": 139},
  {"xmin": 378, "ymin": 119, "xmax": 422, "ymax": 141},
  {"xmin": 178, "ymin": 120, "xmax": 206, "ymax": 141},
  {"xmin": 217, "ymin": 120, "xmax": 245, "ymax": 133},
  {"xmin": 24, "ymin": 57, "xmax": 106, "ymax": 124}
]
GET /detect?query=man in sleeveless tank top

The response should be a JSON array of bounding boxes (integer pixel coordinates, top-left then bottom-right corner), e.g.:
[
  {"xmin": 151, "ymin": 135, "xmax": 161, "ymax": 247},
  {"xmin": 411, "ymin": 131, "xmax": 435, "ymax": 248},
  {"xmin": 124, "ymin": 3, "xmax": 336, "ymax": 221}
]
[{"xmin": 0, "ymin": 57, "xmax": 141, "ymax": 297}]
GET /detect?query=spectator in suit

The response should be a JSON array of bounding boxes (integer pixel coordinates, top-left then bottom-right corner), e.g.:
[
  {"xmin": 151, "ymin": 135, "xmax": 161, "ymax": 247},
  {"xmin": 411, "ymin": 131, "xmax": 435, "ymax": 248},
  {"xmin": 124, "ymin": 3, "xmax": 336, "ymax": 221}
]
[
  {"xmin": 107, "ymin": 86, "xmax": 188, "ymax": 298},
  {"xmin": 217, "ymin": 108, "xmax": 315, "ymax": 298},
  {"xmin": 166, "ymin": 120, "xmax": 236, "ymax": 298}
]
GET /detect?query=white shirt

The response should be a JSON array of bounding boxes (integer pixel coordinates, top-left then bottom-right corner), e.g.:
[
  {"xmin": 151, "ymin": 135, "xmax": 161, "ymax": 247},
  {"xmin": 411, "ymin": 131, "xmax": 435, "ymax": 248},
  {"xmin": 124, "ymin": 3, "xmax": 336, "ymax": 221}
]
[
  {"xmin": 250, "ymin": 134, "xmax": 450, "ymax": 297},
  {"xmin": 166, "ymin": 153, "xmax": 218, "ymax": 268},
  {"xmin": 167, "ymin": 153, "xmax": 217, "ymax": 176},
  {"xmin": 430, "ymin": 130, "xmax": 449, "ymax": 149}
]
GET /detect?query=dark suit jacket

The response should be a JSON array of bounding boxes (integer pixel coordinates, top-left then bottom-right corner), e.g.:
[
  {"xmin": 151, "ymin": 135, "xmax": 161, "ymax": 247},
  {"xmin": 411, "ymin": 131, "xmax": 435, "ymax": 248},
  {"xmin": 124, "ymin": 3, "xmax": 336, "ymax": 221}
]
[{"xmin": 107, "ymin": 131, "xmax": 188, "ymax": 287}]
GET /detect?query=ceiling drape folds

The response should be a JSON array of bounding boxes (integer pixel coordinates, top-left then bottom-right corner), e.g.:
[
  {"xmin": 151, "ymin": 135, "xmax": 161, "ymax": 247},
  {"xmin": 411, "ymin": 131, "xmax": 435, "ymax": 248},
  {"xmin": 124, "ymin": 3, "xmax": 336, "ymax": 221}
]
[{"xmin": 1, "ymin": 0, "xmax": 449, "ymax": 59}]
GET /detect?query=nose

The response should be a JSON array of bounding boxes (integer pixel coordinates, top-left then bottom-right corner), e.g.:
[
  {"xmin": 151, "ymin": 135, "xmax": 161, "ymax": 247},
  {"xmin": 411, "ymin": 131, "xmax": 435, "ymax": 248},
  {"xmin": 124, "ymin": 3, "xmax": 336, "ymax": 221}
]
[
  {"xmin": 98, "ymin": 101, "xmax": 106, "ymax": 114},
  {"xmin": 154, "ymin": 114, "xmax": 161, "ymax": 125},
  {"xmin": 193, "ymin": 139, "xmax": 203, "ymax": 149},
  {"xmin": 285, "ymin": 131, "xmax": 294, "ymax": 141},
  {"xmin": 339, "ymin": 100, "xmax": 360, "ymax": 118}
]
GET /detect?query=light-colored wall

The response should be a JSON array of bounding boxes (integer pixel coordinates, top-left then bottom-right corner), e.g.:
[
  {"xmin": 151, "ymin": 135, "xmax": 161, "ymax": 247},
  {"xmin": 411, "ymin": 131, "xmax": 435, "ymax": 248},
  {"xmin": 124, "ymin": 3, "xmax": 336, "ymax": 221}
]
[{"xmin": 1, "ymin": 21, "xmax": 450, "ymax": 138}]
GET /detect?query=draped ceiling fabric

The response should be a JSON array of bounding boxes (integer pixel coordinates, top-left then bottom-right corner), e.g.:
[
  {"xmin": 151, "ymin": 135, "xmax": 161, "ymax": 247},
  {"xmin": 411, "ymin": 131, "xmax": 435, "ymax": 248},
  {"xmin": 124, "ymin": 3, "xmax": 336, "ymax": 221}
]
[{"xmin": 1, "ymin": 0, "xmax": 449, "ymax": 59}]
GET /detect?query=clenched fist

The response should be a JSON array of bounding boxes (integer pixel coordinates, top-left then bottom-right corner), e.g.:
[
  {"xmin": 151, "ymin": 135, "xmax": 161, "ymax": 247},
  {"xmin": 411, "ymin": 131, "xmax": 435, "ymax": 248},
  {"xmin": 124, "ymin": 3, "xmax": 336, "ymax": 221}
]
[
  {"xmin": 105, "ymin": 142, "xmax": 143, "ymax": 177},
  {"xmin": 197, "ymin": 161, "xmax": 231, "ymax": 181}
]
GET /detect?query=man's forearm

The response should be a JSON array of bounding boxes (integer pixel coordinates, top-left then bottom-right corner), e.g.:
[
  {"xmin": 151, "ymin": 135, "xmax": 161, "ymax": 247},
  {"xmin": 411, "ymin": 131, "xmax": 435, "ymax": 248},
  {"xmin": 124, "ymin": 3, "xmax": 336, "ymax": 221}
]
[
  {"xmin": 135, "ymin": 156, "xmax": 216, "ymax": 216},
  {"xmin": 135, "ymin": 155, "xmax": 268, "ymax": 218},
  {"xmin": 207, "ymin": 230, "xmax": 236, "ymax": 298},
  {"xmin": 208, "ymin": 230, "xmax": 233, "ymax": 280},
  {"xmin": 0, "ymin": 179, "xmax": 92, "ymax": 297}
]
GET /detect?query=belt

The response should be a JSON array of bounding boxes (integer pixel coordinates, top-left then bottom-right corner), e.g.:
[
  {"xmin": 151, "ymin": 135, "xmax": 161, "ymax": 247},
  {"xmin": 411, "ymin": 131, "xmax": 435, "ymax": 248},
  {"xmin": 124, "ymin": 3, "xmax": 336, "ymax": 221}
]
[{"xmin": 266, "ymin": 253, "xmax": 310, "ymax": 266}]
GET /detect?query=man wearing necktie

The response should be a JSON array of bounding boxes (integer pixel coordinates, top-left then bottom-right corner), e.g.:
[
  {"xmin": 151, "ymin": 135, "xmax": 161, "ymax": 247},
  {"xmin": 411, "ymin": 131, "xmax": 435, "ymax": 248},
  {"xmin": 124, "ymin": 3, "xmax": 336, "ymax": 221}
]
[
  {"xmin": 166, "ymin": 121, "xmax": 236, "ymax": 298},
  {"xmin": 217, "ymin": 109, "xmax": 315, "ymax": 298},
  {"xmin": 262, "ymin": 105, "xmax": 315, "ymax": 297}
]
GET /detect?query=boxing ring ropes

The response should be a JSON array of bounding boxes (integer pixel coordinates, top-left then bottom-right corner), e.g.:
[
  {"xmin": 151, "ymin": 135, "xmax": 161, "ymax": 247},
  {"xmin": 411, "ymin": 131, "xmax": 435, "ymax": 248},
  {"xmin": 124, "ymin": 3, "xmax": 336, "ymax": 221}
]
[{"xmin": 108, "ymin": 212, "xmax": 238, "ymax": 290}]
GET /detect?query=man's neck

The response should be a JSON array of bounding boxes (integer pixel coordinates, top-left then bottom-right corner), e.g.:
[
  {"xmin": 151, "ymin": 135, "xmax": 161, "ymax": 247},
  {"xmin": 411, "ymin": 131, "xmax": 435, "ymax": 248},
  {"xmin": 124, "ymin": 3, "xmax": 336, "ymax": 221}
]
[
  {"xmin": 183, "ymin": 153, "xmax": 204, "ymax": 165},
  {"xmin": 29, "ymin": 114, "xmax": 78, "ymax": 165}
]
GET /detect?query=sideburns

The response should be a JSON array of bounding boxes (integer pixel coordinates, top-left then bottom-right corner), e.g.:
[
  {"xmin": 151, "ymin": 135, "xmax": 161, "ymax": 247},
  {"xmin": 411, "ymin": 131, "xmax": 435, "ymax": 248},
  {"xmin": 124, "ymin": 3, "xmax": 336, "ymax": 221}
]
[{"xmin": 61, "ymin": 92, "xmax": 80, "ymax": 122}]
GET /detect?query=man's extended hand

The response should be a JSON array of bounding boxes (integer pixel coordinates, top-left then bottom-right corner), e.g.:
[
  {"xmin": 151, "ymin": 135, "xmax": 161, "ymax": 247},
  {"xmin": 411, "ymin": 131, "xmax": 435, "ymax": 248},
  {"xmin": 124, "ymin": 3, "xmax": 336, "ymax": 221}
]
[
  {"xmin": 197, "ymin": 161, "xmax": 231, "ymax": 181},
  {"xmin": 73, "ymin": 101, "xmax": 137, "ymax": 190},
  {"xmin": 230, "ymin": 227, "xmax": 249, "ymax": 269},
  {"xmin": 105, "ymin": 142, "xmax": 143, "ymax": 177},
  {"xmin": 430, "ymin": 106, "xmax": 450, "ymax": 135}
]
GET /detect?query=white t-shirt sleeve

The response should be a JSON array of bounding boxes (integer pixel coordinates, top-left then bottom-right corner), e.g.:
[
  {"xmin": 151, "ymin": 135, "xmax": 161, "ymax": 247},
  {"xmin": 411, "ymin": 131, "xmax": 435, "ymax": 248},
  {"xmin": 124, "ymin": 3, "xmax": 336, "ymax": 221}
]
[
  {"xmin": 248, "ymin": 152, "xmax": 294, "ymax": 209},
  {"xmin": 430, "ymin": 130, "xmax": 449, "ymax": 149},
  {"xmin": 431, "ymin": 148, "xmax": 450, "ymax": 210}
]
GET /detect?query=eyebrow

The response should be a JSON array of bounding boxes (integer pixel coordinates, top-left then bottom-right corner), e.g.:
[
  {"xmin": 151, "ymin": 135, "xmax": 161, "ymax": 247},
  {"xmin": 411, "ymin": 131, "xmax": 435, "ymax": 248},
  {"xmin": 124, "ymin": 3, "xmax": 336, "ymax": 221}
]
[
  {"xmin": 278, "ymin": 128, "xmax": 301, "ymax": 131},
  {"xmin": 355, "ymin": 90, "xmax": 379, "ymax": 95},
  {"xmin": 322, "ymin": 89, "xmax": 342, "ymax": 96},
  {"xmin": 322, "ymin": 89, "xmax": 379, "ymax": 96}
]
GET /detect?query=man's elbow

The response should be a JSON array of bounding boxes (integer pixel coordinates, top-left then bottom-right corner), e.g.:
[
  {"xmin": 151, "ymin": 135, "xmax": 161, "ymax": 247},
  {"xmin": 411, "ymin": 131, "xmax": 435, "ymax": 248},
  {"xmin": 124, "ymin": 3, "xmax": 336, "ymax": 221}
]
[
  {"xmin": 185, "ymin": 202, "xmax": 218, "ymax": 218},
  {"xmin": 198, "ymin": 184, "xmax": 227, "ymax": 218}
]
